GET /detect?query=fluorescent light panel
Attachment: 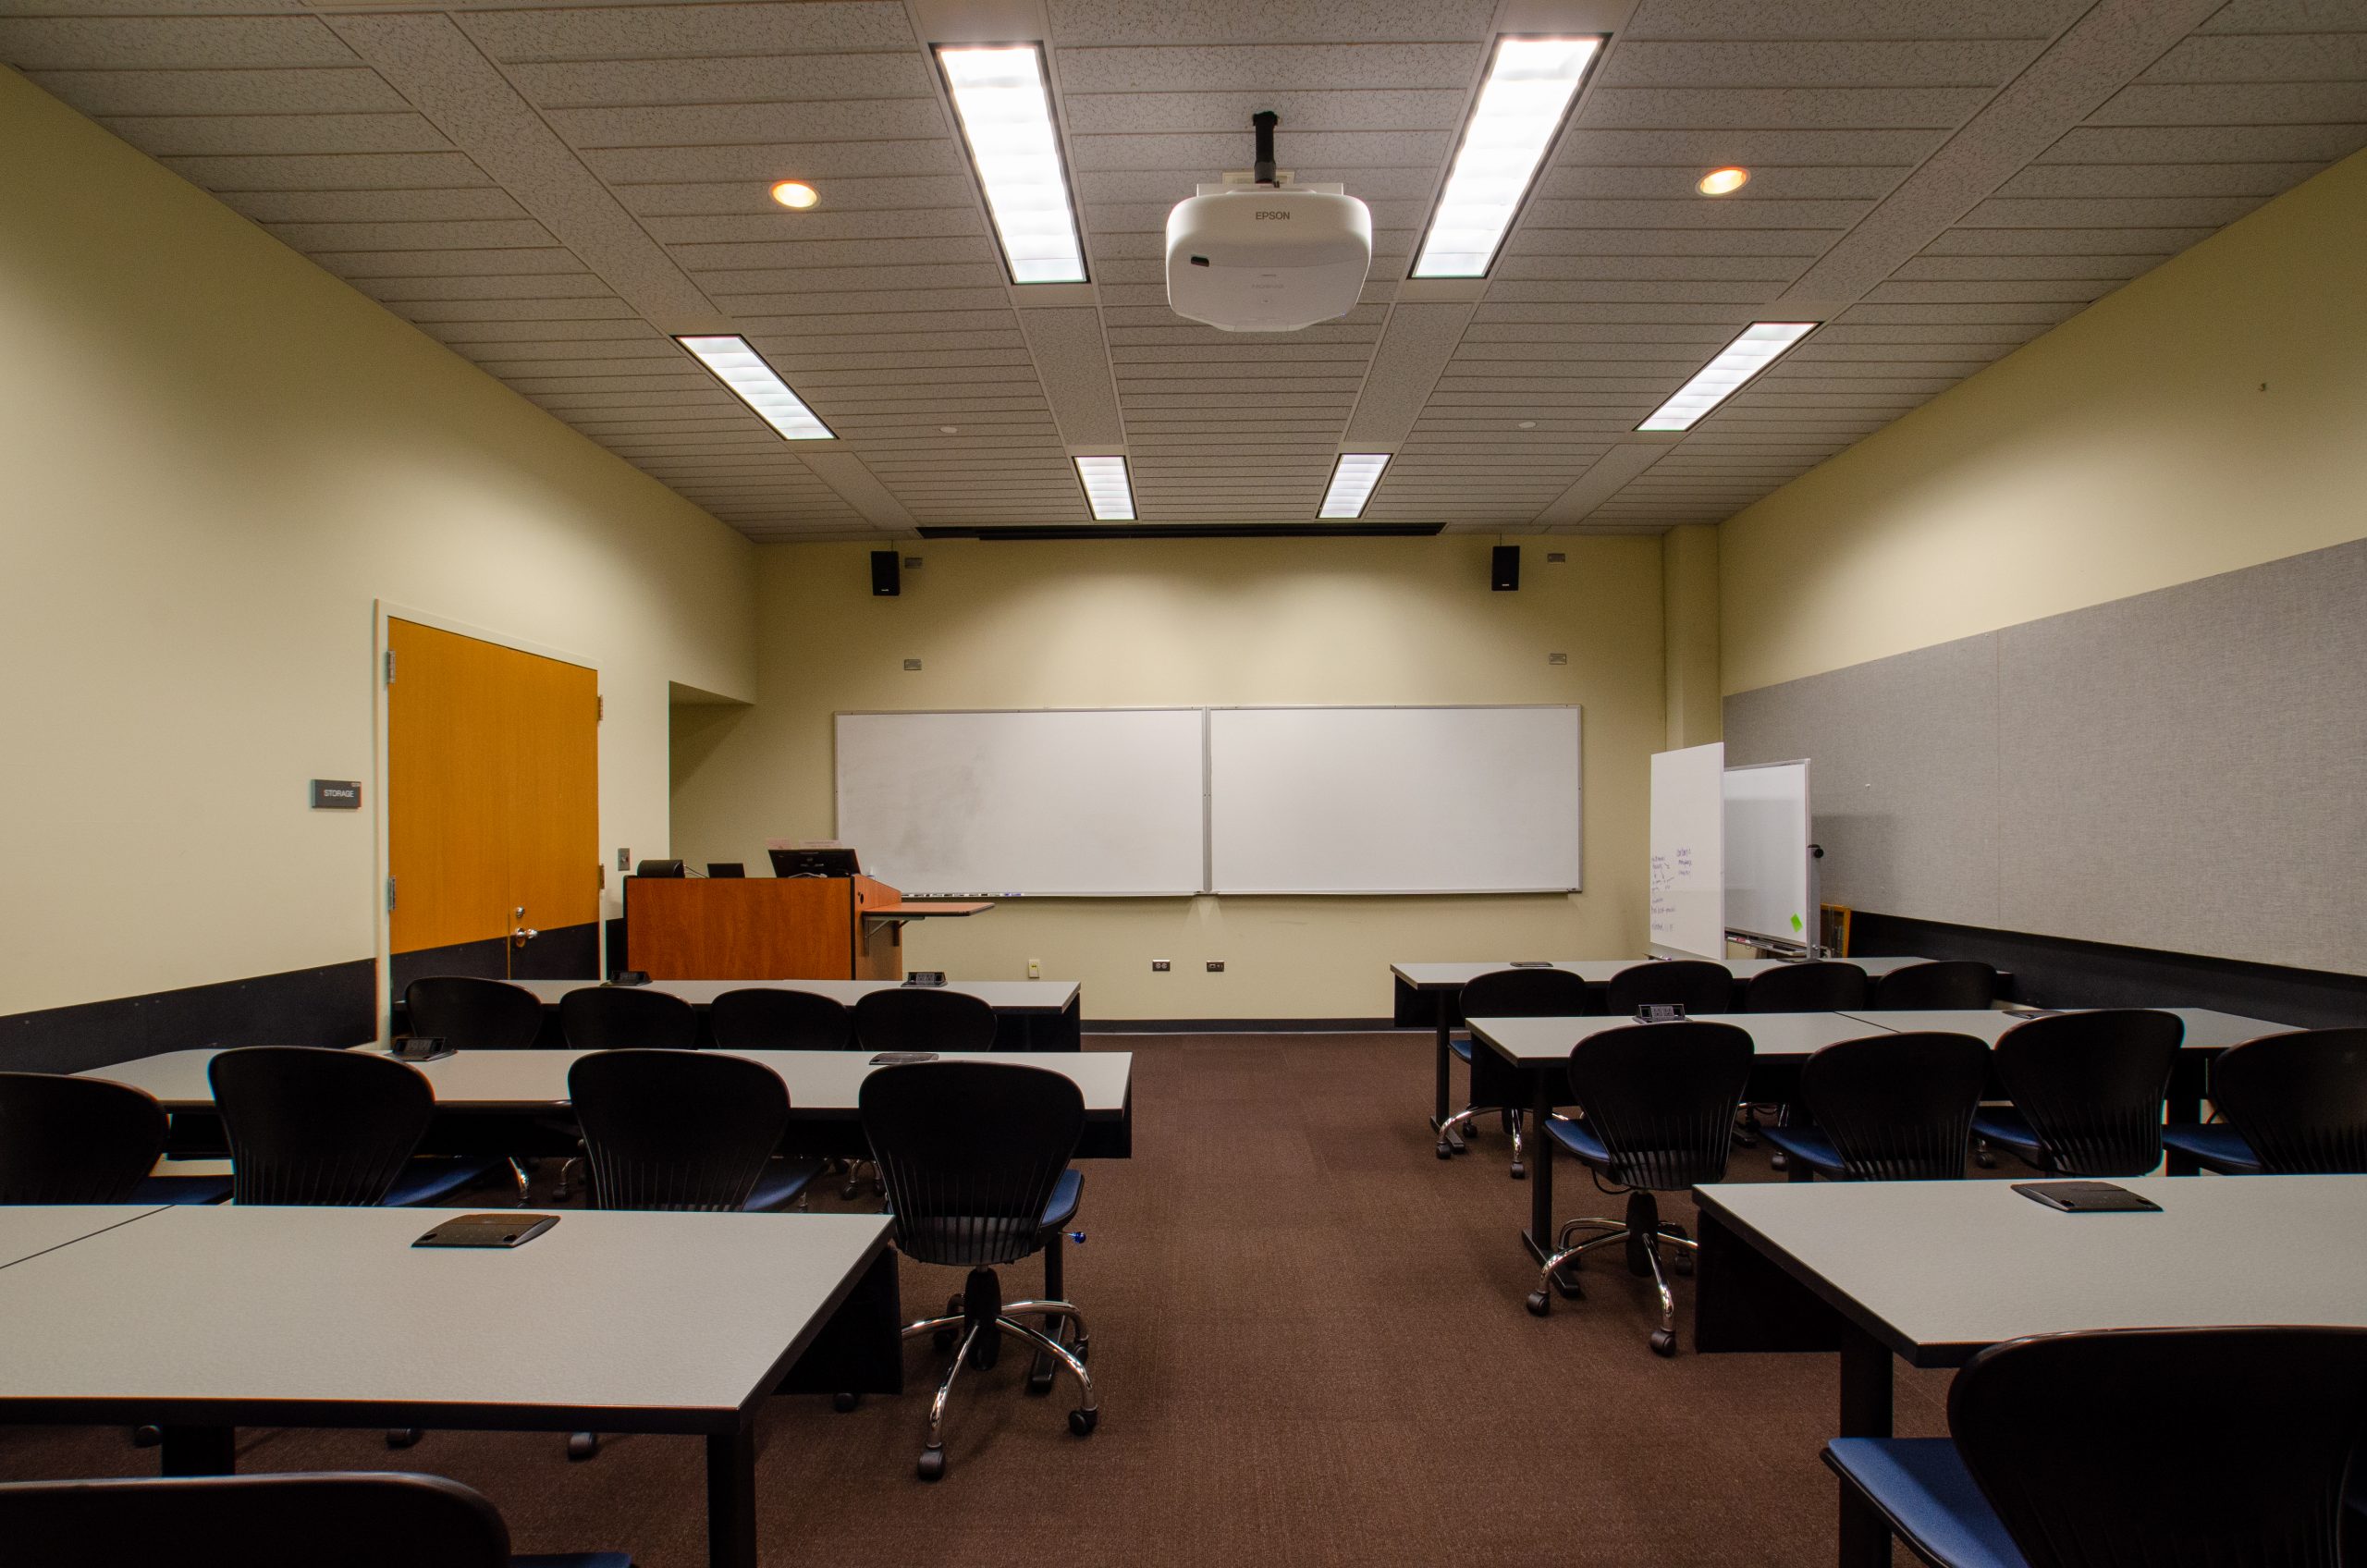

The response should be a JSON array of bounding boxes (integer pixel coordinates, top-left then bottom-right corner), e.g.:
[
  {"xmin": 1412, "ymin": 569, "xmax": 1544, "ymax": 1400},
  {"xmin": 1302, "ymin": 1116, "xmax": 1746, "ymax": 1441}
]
[
  {"xmin": 936, "ymin": 44, "xmax": 1087, "ymax": 285},
  {"xmin": 1411, "ymin": 35, "xmax": 1601, "ymax": 279},
  {"xmin": 1318, "ymin": 453, "xmax": 1392, "ymax": 520},
  {"xmin": 1636, "ymin": 322, "xmax": 1818, "ymax": 433},
  {"xmin": 672, "ymin": 335, "xmax": 833, "ymax": 440},
  {"xmin": 1073, "ymin": 456, "xmax": 1134, "ymax": 521}
]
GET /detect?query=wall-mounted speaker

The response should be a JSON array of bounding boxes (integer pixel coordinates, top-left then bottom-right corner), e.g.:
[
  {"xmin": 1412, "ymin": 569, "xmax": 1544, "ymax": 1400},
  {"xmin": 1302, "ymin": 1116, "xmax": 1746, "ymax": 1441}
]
[
  {"xmin": 870, "ymin": 550, "xmax": 901, "ymax": 596},
  {"xmin": 1490, "ymin": 545, "xmax": 1520, "ymax": 592}
]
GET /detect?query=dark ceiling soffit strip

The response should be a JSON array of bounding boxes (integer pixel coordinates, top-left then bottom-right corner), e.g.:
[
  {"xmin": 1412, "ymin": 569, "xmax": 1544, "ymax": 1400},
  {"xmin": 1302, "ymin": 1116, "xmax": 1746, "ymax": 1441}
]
[{"xmin": 914, "ymin": 523, "xmax": 1445, "ymax": 541}]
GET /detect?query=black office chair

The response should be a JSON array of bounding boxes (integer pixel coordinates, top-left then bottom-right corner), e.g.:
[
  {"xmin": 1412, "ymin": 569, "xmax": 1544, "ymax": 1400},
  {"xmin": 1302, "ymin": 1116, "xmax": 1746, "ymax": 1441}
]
[
  {"xmin": 1872, "ymin": 961, "xmax": 1997, "ymax": 1011},
  {"xmin": 2164, "ymin": 1027, "xmax": 2367, "ymax": 1175},
  {"xmin": 209, "ymin": 1047, "xmax": 438, "ymax": 1207},
  {"xmin": 860, "ymin": 1060, "xmax": 1095, "ymax": 1480},
  {"xmin": 707, "ymin": 987, "xmax": 852, "ymax": 1052},
  {"xmin": 1743, "ymin": 960, "xmax": 1868, "ymax": 1012},
  {"xmin": 0, "ymin": 1072, "xmax": 168, "ymax": 1203},
  {"xmin": 0, "ymin": 1471, "xmax": 629, "ymax": 1568},
  {"xmin": 1436, "ymin": 968, "xmax": 1597, "ymax": 1176},
  {"xmin": 1972, "ymin": 1010, "xmax": 2181, "ymax": 1177},
  {"xmin": 1826, "ymin": 1326, "xmax": 2367, "ymax": 1568},
  {"xmin": 853, "ymin": 986, "xmax": 999, "ymax": 1055},
  {"xmin": 1760, "ymin": 1032, "xmax": 1988, "ymax": 1182},
  {"xmin": 558, "ymin": 986, "xmax": 700, "ymax": 1051},
  {"xmin": 1605, "ymin": 960, "xmax": 1733, "ymax": 1017},
  {"xmin": 1525, "ymin": 1021, "xmax": 1752, "ymax": 1355},
  {"xmin": 405, "ymin": 976, "xmax": 546, "ymax": 1200}
]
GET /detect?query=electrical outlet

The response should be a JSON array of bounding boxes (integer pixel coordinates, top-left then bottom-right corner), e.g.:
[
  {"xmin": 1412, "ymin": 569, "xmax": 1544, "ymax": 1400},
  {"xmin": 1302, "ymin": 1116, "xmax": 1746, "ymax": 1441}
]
[
  {"xmin": 1150, "ymin": 959, "xmax": 1171, "ymax": 972},
  {"xmin": 902, "ymin": 658, "xmax": 922, "ymax": 671},
  {"xmin": 1206, "ymin": 961, "xmax": 1225, "ymax": 973},
  {"xmin": 1548, "ymin": 652, "xmax": 1568, "ymax": 666},
  {"xmin": 903, "ymin": 556, "xmax": 923, "ymax": 570},
  {"xmin": 1027, "ymin": 957, "xmax": 1041, "ymax": 978},
  {"xmin": 617, "ymin": 848, "xmax": 631, "ymax": 870},
  {"xmin": 1546, "ymin": 551, "xmax": 1566, "ymax": 563}
]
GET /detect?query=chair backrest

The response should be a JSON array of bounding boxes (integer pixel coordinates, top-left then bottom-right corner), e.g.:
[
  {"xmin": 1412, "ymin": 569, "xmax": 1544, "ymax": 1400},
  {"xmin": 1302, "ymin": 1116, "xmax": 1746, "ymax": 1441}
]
[
  {"xmin": 0, "ymin": 1073, "xmax": 168, "ymax": 1204},
  {"xmin": 1949, "ymin": 1327, "xmax": 2367, "ymax": 1568},
  {"xmin": 558, "ymin": 986, "xmax": 700, "ymax": 1051},
  {"xmin": 1799, "ymin": 1032, "xmax": 1988, "ymax": 1181},
  {"xmin": 568, "ymin": 1049, "xmax": 790, "ymax": 1211},
  {"xmin": 853, "ymin": 987, "xmax": 999, "ymax": 1055},
  {"xmin": 707, "ymin": 987, "xmax": 852, "ymax": 1052},
  {"xmin": 208, "ymin": 1047, "xmax": 433, "ymax": 1207},
  {"xmin": 1460, "ymin": 968, "xmax": 1601, "ymax": 1105},
  {"xmin": 0, "ymin": 1471, "xmax": 514, "ymax": 1568},
  {"xmin": 2210, "ymin": 1028, "xmax": 2367, "ymax": 1174},
  {"xmin": 1744, "ymin": 960, "xmax": 1869, "ymax": 1013},
  {"xmin": 1563, "ymin": 1022, "xmax": 1753, "ymax": 1192},
  {"xmin": 860, "ymin": 1060, "xmax": 1083, "ymax": 1268},
  {"xmin": 1605, "ymin": 960, "xmax": 1733, "ymax": 1017},
  {"xmin": 1993, "ymin": 1010, "xmax": 2181, "ymax": 1177},
  {"xmin": 403, "ymin": 976, "xmax": 545, "ymax": 1051},
  {"xmin": 1872, "ymin": 960, "xmax": 1998, "ymax": 1011}
]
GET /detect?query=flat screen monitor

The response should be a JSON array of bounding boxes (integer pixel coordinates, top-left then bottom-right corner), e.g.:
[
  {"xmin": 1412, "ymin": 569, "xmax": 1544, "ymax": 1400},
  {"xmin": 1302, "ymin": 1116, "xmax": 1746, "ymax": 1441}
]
[{"xmin": 769, "ymin": 846, "xmax": 862, "ymax": 877}]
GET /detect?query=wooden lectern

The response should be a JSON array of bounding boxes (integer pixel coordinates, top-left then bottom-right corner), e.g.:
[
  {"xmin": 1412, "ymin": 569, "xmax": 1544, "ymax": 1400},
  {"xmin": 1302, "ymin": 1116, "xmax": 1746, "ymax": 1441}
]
[{"xmin": 623, "ymin": 876, "xmax": 989, "ymax": 981}]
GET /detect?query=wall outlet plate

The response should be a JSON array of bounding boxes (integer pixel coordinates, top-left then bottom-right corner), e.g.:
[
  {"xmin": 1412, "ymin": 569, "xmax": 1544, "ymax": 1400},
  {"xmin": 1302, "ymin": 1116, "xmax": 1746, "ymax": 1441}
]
[
  {"xmin": 1027, "ymin": 957, "xmax": 1042, "ymax": 978},
  {"xmin": 1150, "ymin": 959, "xmax": 1171, "ymax": 972},
  {"xmin": 617, "ymin": 848, "xmax": 631, "ymax": 870},
  {"xmin": 902, "ymin": 658, "xmax": 923, "ymax": 671},
  {"xmin": 1206, "ymin": 961, "xmax": 1225, "ymax": 973},
  {"xmin": 1546, "ymin": 551, "xmax": 1566, "ymax": 563},
  {"xmin": 1548, "ymin": 652, "xmax": 1567, "ymax": 665}
]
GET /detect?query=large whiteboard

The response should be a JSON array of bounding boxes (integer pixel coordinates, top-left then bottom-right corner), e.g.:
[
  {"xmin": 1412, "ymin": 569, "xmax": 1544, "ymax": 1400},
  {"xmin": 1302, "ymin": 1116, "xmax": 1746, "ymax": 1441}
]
[
  {"xmin": 834, "ymin": 709, "xmax": 1207, "ymax": 896},
  {"xmin": 1208, "ymin": 705, "xmax": 1581, "ymax": 895},
  {"xmin": 1724, "ymin": 758, "xmax": 1813, "ymax": 947},
  {"xmin": 1649, "ymin": 743, "xmax": 1725, "ymax": 957}
]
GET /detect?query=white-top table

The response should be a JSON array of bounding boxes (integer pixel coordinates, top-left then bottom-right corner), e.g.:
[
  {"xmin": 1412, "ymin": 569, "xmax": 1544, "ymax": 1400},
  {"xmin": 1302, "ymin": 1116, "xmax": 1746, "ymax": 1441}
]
[
  {"xmin": 1691, "ymin": 1174, "xmax": 2367, "ymax": 1568},
  {"xmin": 1838, "ymin": 1006, "xmax": 2288, "ymax": 1051},
  {"xmin": 0, "ymin": 1204, "xmax": 895, "ymax": 1568},
  {"xmin": 89, "ymin": 1048, "xmax": 1137, "ymax": 1160},
  {"xmin": 0, "ymin": 1205, "xmax": 162, "ymax": 1269}
]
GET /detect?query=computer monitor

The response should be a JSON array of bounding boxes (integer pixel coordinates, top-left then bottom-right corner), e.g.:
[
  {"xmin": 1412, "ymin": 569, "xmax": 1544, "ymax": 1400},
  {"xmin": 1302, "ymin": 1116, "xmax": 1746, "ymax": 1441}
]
[
  {"xmin": 705, "ymin": 862, "xmax": 745, "ymax": 878},
  {"xmin": 768, "ymin": 846, "xmax": 862, "ymax": 877}
]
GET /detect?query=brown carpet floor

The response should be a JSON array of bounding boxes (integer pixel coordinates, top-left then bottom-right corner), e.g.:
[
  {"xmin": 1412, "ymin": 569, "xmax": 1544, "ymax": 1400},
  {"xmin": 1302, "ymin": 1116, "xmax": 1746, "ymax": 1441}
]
[{"xmin": 0, "ymin": 1033, "xmax": 1953, "ymax": 1565}]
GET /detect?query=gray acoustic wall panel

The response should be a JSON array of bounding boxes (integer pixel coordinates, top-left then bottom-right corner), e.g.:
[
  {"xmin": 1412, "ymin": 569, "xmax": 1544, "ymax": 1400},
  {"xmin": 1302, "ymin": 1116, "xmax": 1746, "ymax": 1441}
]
[{"xmin": 1723, "ymin": 535, "xmax": 2367, "ymax": 976}]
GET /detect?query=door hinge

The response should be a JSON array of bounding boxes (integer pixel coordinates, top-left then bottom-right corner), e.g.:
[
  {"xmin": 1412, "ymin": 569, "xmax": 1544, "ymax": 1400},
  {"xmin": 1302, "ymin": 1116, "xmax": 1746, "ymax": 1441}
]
[
  {"xmin": 386, "ymin": 876, "xmax": 398, "ymax": 913},
  {"xmin": 384, "ymin": 649, "xmax": 397, "ymax": 685},
  {"xmin": 596, "ymin": 693, "xmax": 604, "ymax": 720},
  {"xmin": 597, "ymin": 863, "xmax": 607, "ymax": 889}
]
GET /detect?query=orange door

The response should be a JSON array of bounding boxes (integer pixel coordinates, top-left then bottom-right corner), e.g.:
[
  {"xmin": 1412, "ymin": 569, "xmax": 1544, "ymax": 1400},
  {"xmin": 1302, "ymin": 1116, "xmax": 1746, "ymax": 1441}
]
[{"xmin": 388, "ymin": 619, "xmax": 599, "ymax": 980}]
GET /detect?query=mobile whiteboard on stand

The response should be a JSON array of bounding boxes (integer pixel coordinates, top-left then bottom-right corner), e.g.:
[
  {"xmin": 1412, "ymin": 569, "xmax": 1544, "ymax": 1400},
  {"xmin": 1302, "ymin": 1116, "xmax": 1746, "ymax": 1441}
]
[
  {"xmin": 1723, "ymin": 758, "xmax": 1819, "ymax": 955},
  {"xmin": 1649, "ymin": 743, "xmax": 1725, "ymax": 958}
]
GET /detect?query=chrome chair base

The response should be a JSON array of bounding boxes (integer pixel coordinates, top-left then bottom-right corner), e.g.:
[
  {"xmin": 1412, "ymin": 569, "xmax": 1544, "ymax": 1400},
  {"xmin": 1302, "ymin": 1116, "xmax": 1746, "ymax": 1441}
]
[
  {"xmin": 1523, "ymin": 1190, "xmax": 1698, "ymax": 1355},
  {"xmin": 1435, "ymin": 1105, "xmax": 1526, "ymax": 1177},
  {"xmin": 900, "ymin": 1270, "xmax": 1097, "ymax": 1480}
]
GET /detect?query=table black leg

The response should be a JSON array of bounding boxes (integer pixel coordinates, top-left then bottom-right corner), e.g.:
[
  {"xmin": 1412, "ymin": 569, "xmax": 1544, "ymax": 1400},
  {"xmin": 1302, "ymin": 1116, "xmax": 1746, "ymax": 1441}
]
[
  {"xmin": 159, "ymin": 1425, "xmax": 233, "ymax": 1477},
  {"xmin": 1430, "ymin": 994, "xmax": 1464, "ymax": 1151},
  {"xmin": 2165, "ymin": 1084, "xmax": 2201, "ymax": 1176},
  {"xmin": 1836, "ymin": 1328, "xmax": 1895, "ymax": 1568},
  {"xmin": 1520, "ymin": 1069, "xmax": 1581, "ymax": 1295},
  {"xmin": 706, "ymin": 1425, "xmax": 757, "ymax": 1568}
]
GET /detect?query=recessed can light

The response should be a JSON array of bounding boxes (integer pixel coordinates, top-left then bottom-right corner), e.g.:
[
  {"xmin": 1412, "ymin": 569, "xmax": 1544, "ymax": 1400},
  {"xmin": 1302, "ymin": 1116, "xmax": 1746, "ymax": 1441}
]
[
  {"xmin": 769, "ymin": 180, "xmax": 819, "ymax": 209},
  {"xmin": 940, "ymin": 425, "xmax": 959, "ymax": 434},
  {"xmin": 1517, "ymin": 420, "xmax": 1538, "ymax": 429},
  {"xmin": 1697, "ymin": 166, "xmax": 1749, "ymax": 196}
]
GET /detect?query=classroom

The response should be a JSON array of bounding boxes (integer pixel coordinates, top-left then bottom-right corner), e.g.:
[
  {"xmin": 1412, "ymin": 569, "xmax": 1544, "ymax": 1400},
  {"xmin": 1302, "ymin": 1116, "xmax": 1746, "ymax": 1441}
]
[{"xmin": 3, "ymin": 1, "xmax": 2364, "ymax": 1564}]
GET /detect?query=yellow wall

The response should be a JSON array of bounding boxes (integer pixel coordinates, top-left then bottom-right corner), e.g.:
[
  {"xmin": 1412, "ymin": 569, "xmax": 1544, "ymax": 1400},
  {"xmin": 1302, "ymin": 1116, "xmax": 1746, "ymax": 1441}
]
[
  {"xmin": 0, "ymin": 67, "xmax": 754, "ymax": 1018},
  {"xmin": 669, "ymin": 536, "xmax": 1665, "ymax": 1019},
  {"xmin": 1661, "ymin": 524, "xmax": 1721, "ymax": 746},
  {"xmin": 1721, "ymin": 147, "xmax": 2367, "ymax": 694}
]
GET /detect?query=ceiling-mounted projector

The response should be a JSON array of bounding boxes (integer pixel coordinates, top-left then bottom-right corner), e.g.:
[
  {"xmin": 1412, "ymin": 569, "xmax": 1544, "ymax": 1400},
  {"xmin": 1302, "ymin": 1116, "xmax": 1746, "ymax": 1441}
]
[{"xmin": 1166, "ymin": 111, "xmax": 1372, "ymax": 332}]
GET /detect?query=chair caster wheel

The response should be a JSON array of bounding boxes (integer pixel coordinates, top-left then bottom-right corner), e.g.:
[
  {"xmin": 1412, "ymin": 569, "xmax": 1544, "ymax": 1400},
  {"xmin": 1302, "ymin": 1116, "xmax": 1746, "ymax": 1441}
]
[
  {"xmin": 832, "ymin": 1391, "xmax": 861, "ymax": 1413},
  {"xmin": 1673, "ymin": 1251, "xmax": 1694, "ymax": 1278},
  {"xmin": 1435, "ymin": 1140, "xmax": 1453, "ymax": 1160},
  {"xmin": 1525, "ymin": 1291, "xmax": 1551, "ymax": 1317},
  {"xmin": 132, "ymin": 1425, "xmax": 162, "ymax": 1449},
  {"xmin": 386, "ymin": 1427, "xmax": 421, "ymax": 1449},
  {"xmin": 917, "ymin": 1446, "xmax": 946, "ymax": 1482},
  {"xmin": 1769, "ymin": 1151, "xmax": 1789, "ymax": 1171},
  {"xmin": 1028, "ymin": 1367, "xmax": 1055, "ymax": 1394},
  {"xmin": 1650, "ymin": 1329, "xmax": 1676, "ymax": 1358},
  {"xmin": 1509, "ymin": 1162, "xmax": 1526, "ymax": 1180},
  {"xmin": 568, "ymin": 1431, "xmax": 598, "ymax": 1461},
  {"xmin": 1069, "ymin": 1407, "xmax": 1098, "ymax": 1438},
  {"xmin": 1974, "ymin": 1150, "xmax": 1996, "ymax": 1169}
]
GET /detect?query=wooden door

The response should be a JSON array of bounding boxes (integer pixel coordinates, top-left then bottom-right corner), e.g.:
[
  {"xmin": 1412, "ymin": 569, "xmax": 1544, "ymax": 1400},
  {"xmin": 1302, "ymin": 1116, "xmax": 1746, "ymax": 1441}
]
[{"xmin": 387, "ymin": 619, "xmax": 600, "ymax": 987}]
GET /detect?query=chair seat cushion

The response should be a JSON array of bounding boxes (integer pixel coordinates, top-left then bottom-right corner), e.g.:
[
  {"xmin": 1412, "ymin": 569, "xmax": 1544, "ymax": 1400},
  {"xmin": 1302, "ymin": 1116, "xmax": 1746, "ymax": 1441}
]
[
  {"xmin": 1823, "ymin": 1438, "xmax": 2030, "ymax": 1568},
  {"xmin": 1041, "ymin": 1168, "xmax": 1083, "ymax": 1229},
  {"xmin": 1969, "ymin": 1108, "xmax": 2044, "ymax": 1162},
  {"xmin": 384, "ymin": 1157, "xmax": 504, "ymax": 1208},
  {"xmin": 1449, "ymin": 1035, "xmax": 1474, "ymax": 1062},
  {"xmin": 2162, "ymin": 1123, "xmax": 2262, "ymax": 1174},
  {"xmin": 516, "ymin": 1554, "xmax": 633, "ymax": 1568},
  {"xmin": 1760, "ymin": 1124, "xmax": 1846, "ymax": 1177},
  {"xmin": 1546, "ymin": 1118, "xmax": 1609, "ymax": 1165},
  {"xmin": 129, "ymin": 1174, "xmax": 233, "ymax": 1206},
  {"xmin": 743, "ymin": 1159, "xmax": 824, "ymax": 1213}
]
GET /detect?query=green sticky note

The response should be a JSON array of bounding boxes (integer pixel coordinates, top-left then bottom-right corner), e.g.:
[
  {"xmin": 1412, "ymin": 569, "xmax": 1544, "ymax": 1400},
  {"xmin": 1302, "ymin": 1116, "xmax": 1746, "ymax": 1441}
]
[{"xmin": 1789, "ymin": 913, "xmax": 1804, "ymax": 934}]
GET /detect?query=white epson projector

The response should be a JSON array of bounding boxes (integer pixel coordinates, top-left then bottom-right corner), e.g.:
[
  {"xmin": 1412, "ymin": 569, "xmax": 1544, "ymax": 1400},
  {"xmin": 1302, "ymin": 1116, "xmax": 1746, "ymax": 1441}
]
[{"xmin": 1165, "ymin": 113, "xmax": 1371, "ymax": 333}]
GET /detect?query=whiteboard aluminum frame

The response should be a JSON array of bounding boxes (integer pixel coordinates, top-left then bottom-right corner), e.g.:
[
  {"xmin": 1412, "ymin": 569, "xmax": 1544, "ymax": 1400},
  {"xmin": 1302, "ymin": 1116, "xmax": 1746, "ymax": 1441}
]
[
  {"xmin": 831, "ymin": 706, "xmax": 1209, "ymax": 898},
  {"xmin": 1723, "ymin": 757, "xmax": 1820, "ymax": 955},
  {"xmin": 1205, "ymin": 704, "xmax": 1584, "ymax": 897}
]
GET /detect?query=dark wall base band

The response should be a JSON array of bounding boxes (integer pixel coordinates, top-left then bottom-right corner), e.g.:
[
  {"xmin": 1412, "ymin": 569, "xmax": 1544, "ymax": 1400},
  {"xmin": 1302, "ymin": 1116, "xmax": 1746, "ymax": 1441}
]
[
  {"xmin": 1850, "ymin": 912, "xmax": 2367, "ymax": 1030},
  {"xmin": 0, "ymin": 960, "xmax": 377, "ymax": 1076},
  {"xmin": 390, "ymin": 924, "xmax": 599, "ymax": 997}
]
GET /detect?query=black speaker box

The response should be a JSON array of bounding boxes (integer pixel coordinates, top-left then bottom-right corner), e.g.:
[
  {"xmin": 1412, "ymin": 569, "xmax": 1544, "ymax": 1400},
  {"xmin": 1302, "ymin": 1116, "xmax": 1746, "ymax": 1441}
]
[
  {"xmin": 1490, "ymin": 545, "xmax": 1520, "ymax": 592},
  {"xmin": 870, "ymin": 550, "xmax": 901, "ymax": 596}
]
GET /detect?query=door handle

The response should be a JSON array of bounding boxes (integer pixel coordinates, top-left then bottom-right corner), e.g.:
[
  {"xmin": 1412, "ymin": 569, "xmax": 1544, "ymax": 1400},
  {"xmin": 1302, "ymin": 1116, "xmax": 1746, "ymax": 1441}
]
[{"xmin": 511, "ymin": 925, "xmax": 539, "ymax": 948}]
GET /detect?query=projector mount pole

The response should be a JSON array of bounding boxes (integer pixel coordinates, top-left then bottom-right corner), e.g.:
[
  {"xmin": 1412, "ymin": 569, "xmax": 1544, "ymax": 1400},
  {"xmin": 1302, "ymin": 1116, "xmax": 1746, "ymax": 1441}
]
[{"xmin": 1252, "ymin": 110, "xmax": 1279, "ymax": 186}]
